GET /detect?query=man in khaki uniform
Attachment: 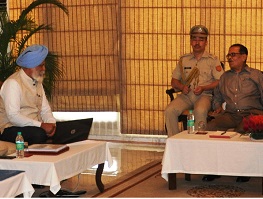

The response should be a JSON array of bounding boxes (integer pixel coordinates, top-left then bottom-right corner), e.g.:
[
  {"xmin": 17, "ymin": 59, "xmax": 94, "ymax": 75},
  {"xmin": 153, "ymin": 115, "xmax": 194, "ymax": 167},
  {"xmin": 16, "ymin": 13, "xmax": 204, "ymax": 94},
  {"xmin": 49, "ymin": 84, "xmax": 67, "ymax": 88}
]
[{"xmin": 164, "ymin": 25, "xmax": 224, "ymax": 137}]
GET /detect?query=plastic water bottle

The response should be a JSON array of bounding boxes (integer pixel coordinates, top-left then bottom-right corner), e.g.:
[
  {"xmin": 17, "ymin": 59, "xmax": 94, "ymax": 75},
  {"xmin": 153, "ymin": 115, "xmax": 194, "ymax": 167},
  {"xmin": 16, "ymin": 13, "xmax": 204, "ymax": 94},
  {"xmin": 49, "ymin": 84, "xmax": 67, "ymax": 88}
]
[
  {"xmin": 16, "ymin": 132, "xmax": 24, "ymax": 158},
  {"xmin": 187, "ymin": 110, "xmax": 195, "ymax": 134}
]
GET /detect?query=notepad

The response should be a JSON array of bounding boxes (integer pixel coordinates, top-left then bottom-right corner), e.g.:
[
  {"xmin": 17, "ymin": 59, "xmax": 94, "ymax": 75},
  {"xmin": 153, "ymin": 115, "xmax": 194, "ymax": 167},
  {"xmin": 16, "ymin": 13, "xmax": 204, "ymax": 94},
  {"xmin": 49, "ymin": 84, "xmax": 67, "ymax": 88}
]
[
  {"xmin": 27, "ymin": 144, "xmax": 68, "ymax": 153},
  {"xmin": 209, "ymin": 131, "xmax": 237, "ymax": 139}
]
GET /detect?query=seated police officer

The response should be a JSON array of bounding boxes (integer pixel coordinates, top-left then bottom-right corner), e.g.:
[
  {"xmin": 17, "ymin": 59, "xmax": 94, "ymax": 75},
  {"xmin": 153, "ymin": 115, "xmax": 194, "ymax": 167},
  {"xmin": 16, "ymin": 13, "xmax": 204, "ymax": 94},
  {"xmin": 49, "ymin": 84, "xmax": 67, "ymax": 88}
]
[{"xmin": 164, "ymin": 25, "xmax": 224, "ymax": 137}]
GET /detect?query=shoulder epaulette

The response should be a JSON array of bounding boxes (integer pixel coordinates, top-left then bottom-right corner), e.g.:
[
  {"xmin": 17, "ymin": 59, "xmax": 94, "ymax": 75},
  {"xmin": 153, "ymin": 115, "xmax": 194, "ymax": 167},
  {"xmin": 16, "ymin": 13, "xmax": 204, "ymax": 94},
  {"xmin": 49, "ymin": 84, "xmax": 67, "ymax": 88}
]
[
  {"xmin": 207, "ymin": 53, "xmax": 218, "ymax": 60},
  {"xmin": 180, "ymin": 53, "xmax": 192, "ymax": 58}
]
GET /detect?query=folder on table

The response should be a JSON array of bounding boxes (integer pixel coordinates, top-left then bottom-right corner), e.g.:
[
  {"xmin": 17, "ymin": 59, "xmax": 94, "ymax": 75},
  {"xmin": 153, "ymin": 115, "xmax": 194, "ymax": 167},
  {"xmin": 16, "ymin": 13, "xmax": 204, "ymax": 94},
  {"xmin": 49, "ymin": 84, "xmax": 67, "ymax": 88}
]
[
  {"xmin": 25, "ymin": 144, "xmax": 69, "ymax": 155},
  {"xmin": 209, "ymin": 131, "xmax": 237, "ymax": 139}
]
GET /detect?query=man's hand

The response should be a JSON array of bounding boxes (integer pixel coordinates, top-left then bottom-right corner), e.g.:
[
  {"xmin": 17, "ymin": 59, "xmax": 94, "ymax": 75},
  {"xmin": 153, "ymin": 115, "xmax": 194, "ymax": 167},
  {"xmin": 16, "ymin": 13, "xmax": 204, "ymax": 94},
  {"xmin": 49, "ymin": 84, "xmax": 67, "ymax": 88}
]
[
  {"xmin": 182, "ymin": 85, "xmax": 191, "ymax": 95},
  {"xmin": 213, "ymin": 107, "xmax": 224, "ymax": 114},
  {"xmin": 193, "ymin": 86, "xmax": 204, "ymax": 95},
  {"xmin": 41, "ymin": 123, "xmax": 56, "ymax": 137}
]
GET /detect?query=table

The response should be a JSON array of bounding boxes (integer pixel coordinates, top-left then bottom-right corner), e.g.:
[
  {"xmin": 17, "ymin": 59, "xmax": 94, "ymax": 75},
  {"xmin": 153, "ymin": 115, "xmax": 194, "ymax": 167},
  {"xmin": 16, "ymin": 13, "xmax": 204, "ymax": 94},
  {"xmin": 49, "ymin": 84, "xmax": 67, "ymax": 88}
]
[
  {"xmin": 0, "ymin": 140, "xmax": 113, "ymax": 194},
  {"xmin": 0, "ymin": 170, "xmax": 34, "ymax": 198},
  {"xmin": 161, "ymin": 131, "xmax": 263, "ymax": 193}
]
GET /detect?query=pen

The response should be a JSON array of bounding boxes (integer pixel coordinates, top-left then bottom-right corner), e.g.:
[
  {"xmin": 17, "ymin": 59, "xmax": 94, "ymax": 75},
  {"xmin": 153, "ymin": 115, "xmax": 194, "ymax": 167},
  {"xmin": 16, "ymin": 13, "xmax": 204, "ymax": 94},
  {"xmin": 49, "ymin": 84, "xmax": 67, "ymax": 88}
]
[{"xmin": 221, "ymin": 131, "xmax": 227, "ymax": 135}]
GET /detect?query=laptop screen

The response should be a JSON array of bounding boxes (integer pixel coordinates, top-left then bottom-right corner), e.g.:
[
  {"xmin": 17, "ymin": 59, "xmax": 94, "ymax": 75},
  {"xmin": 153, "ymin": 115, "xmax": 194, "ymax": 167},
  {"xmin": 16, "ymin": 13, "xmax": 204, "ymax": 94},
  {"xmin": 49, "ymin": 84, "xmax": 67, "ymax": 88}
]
[{"xmin": 52, "ymin": 118, "xmax": 93, "ymax": 144}]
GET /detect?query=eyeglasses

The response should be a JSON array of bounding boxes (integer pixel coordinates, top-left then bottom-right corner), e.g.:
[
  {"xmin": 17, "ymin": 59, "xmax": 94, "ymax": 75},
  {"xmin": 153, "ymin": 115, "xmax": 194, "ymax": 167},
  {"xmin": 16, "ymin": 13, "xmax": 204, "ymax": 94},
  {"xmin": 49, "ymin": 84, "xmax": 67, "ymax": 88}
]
[{"xmin": 226, "ymin": 53, "xmax": 243, "ymax": 59}]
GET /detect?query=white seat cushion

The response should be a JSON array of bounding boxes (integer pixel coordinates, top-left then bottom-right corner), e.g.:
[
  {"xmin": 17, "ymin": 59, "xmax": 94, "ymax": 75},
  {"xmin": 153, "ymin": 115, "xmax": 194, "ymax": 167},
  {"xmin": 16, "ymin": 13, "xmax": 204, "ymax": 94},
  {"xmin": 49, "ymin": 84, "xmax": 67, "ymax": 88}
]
[
  {"xmin": 0, "ymin": 141, "xmax": 8, "ymax": 156},
  {"xmin": 0, "ymin": 141, "xmax": 16, "ymax": 155}
]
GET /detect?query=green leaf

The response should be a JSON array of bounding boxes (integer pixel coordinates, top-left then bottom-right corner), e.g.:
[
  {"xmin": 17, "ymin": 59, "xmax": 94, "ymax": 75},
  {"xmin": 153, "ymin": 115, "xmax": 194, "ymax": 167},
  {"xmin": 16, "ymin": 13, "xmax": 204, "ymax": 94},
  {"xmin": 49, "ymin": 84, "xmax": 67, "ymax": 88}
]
[{"xmin": 0, "ymin": 0, "xmax": 68, "ymax": 99}]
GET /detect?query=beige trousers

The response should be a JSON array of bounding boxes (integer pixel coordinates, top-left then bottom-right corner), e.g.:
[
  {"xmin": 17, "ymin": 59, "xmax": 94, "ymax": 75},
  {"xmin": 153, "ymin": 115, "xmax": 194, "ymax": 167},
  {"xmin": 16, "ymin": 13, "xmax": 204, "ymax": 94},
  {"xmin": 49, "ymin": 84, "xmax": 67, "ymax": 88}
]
[{"xmin": 164, "ymin": 91, "xmax": 212, "ymax": 137}]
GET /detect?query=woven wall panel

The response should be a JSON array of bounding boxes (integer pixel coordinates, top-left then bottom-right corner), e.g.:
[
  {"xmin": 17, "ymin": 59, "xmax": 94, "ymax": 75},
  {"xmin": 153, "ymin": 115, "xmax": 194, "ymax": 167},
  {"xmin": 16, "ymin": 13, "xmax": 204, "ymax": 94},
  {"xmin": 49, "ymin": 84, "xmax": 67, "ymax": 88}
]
[{"xmin": 8, "ymin": 0, "xmax": 263, "ymax": 135}]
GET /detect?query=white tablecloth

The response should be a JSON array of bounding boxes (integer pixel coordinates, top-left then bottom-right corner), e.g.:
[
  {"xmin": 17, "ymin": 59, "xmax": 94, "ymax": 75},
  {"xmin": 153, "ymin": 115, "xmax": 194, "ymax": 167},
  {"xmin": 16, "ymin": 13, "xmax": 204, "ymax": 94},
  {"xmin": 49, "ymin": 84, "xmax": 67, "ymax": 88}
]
[
  {"xmin": 162, "ymin": 131, "xmax": 263, "ymax": 181},
  {"xmin": 0, "ymin": 140, "xmax": 113, "ymax": 194},
  {"xmin": 0, "ymin": 171, "xmax": 34, "ymax": 198}
]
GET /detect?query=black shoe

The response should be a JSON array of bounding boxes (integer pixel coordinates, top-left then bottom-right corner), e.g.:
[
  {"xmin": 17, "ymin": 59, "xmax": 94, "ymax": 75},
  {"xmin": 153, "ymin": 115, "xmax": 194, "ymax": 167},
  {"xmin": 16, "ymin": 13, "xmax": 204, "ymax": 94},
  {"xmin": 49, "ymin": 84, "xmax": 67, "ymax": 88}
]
[
  {"xmin": 55, "ymin": 189, "xmax": 87, "ymax": 197},
  {"xmin": 39, "ymin": 191, "xmax": 55, "ymax": 197},
  {"xmin": 202, "ymin": 175, "xmax": 221, "ymax": 182},
  {"xmin": 236, "ymin": 176, "xmax": 250, "ymax": 182},
  {"xmin": 32, "ymin": 184, "xmax": 45, "ymax": 189}
]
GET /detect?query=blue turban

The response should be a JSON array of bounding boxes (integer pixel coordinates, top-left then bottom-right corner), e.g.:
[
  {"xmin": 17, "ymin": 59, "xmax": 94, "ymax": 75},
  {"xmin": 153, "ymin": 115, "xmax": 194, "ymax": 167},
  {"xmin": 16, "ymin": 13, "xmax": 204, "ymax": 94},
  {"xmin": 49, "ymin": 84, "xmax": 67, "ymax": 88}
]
[{"xmin": 16, "ymin": 44, "xmax": 48, "ymax": 68}]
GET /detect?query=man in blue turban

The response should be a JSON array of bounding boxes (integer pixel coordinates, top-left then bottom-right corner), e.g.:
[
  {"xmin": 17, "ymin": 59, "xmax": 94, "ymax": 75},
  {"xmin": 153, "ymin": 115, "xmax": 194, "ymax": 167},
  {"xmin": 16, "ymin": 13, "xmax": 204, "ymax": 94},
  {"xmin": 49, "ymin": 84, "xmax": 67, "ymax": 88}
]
[
  {"xmin": 16, "ymin": 44, "xmax": 49, "ymax": 69},
  {"xmin": 0, "ymin": 44, "xmax": 57, "ymax": 145}
]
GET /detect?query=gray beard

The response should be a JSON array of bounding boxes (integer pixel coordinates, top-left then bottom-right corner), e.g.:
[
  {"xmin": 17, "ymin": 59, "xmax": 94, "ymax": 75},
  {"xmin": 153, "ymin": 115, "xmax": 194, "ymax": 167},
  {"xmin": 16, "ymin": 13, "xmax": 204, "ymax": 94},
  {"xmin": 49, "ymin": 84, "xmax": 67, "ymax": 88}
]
[
  {"xmin": 31, "ymin": 69, "xmax": 45, "ymax": 84},
  {"xmin": 32, "ymin": 75, "xmax": 44, "ymax": 84}
]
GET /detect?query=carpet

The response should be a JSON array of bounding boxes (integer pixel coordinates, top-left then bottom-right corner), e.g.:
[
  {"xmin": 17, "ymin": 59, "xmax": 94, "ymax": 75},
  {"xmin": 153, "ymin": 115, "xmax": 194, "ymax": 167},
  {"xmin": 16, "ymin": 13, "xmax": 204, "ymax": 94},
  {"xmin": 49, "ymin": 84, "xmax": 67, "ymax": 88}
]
[
  {"xmin": 91, "ymin": 160, "xmax": 262, "ymax": 198},
  {"xmin": 187, "ymin": 184, "xmax": 245, "ymax": 198}
]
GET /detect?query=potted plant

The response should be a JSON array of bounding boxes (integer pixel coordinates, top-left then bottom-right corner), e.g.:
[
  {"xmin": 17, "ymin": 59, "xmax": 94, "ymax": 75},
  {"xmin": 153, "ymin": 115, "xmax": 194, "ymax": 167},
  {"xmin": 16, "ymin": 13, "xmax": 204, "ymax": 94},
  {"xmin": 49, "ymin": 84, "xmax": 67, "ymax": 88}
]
[
  {"xmin": 242, "ymin": 115, "xmax": 263, "ymax": 140},
  {"xmin": 0, "ymin": 0, "xmax": 68, "ymax": 99}
]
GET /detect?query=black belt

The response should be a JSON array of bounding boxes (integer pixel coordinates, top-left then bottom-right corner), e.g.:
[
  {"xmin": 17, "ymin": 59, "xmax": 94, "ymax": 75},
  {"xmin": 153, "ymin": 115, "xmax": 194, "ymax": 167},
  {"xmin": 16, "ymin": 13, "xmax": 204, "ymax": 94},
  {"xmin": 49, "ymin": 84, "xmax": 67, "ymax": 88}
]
[
  {"xmin": 227, "ymin": 108, "xmax": 262, "ymax": 114},
  {"xmin": 236, "ymin": 109, "xmax": 250, "ymax": 112}
]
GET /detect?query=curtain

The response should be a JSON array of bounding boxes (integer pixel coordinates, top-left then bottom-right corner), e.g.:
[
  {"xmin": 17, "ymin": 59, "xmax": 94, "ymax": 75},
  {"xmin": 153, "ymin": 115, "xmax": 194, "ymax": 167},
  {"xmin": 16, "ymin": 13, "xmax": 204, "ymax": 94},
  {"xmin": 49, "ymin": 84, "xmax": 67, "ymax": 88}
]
[{"xmin": 8, "ymin": 0, "xmax": 263, "ymax": 135}]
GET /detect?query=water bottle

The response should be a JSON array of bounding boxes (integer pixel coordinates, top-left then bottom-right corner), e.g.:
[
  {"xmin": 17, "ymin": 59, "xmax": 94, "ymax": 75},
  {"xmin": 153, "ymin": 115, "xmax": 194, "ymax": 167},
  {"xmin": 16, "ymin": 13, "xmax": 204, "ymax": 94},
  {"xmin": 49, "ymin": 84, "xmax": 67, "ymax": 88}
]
[
  {"xmin": 16, "ymin": 132, "xmax": 24, "ymax": 158},
  {"xmin": 187, "ymin": 110, "xmax": 195, "ymax": 134}
]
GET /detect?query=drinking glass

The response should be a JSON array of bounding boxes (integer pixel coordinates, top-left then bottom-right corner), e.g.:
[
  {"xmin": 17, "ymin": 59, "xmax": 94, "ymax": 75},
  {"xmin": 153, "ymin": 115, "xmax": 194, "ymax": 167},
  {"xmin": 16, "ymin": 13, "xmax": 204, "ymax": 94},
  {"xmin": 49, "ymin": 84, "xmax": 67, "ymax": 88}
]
[{"xmin": 197, "ymin": 121, "xmax": 206, "ymax": 132}]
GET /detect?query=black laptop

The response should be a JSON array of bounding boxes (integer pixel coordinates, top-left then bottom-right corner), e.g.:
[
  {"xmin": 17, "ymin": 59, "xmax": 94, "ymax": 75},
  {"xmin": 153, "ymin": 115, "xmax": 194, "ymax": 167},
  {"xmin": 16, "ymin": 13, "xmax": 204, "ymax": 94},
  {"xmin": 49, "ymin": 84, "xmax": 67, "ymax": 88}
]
[{"xmin": 51, "ymin": 118, "xmax": 93, "ymax": 144}]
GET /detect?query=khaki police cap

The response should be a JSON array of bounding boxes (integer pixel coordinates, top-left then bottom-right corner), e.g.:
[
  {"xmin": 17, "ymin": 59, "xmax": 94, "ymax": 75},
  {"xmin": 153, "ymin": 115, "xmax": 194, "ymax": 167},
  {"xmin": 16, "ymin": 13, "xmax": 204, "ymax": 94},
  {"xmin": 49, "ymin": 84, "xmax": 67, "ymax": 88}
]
[{"xmin": 190, "ymin": 25, "xmax": 209, "ymax": 37}]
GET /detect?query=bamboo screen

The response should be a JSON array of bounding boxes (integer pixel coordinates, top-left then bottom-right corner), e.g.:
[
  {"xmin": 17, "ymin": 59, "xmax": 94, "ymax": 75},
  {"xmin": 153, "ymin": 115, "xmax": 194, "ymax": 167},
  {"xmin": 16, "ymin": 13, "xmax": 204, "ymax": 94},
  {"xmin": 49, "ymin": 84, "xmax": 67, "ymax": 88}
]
[{"xmin": 8, "ymin": 0, "xmax": 263, "ymax": 135}]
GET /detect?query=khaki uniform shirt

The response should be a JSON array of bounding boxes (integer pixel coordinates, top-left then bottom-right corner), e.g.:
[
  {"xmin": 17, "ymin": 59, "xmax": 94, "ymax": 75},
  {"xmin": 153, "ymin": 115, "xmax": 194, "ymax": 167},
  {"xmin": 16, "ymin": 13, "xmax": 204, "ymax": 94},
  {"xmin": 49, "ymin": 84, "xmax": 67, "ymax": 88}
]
[{"xmin": 172, "ymin": 51, "xmax": 224, "ymax": 95}]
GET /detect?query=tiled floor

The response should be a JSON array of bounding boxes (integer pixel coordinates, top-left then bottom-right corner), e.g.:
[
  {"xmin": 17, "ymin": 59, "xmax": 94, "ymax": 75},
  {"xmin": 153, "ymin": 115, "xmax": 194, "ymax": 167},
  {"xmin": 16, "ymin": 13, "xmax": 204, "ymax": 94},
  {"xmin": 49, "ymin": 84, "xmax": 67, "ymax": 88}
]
[
  {"xmin": 33, "ymin": 141, "xmax": 165, "ymax": 197},
  {"xmin": 72, "ymin": 141, "xmax": 164, "ymax": 190},
  {"xmin": 33, "ymin": 140, "xmax": 263, "ymax": 198}
]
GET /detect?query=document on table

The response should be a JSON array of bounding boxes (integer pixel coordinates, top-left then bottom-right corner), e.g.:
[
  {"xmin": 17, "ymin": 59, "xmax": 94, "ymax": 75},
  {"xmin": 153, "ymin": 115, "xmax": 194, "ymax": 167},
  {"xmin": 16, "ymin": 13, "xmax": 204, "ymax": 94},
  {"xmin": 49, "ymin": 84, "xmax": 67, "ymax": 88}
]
[{"xmin": 209, "ymin": 131, "xmax": 237, "ymax": 138}]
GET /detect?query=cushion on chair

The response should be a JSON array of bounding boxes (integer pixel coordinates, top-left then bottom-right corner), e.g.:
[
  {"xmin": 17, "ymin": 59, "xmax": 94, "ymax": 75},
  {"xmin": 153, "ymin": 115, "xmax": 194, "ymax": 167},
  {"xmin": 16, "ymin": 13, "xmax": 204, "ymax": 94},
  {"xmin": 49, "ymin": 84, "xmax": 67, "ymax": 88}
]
[
  {"xmin": 0, "ymin": 141, "xmax": 16, "ymax": 156},
  {"xmin": 5, "ymin": 141, "xmax": 16, "ymax": 155},
  {"xmin": 0, "ymin": 141, "xmax": 8, "ymax": 156}
]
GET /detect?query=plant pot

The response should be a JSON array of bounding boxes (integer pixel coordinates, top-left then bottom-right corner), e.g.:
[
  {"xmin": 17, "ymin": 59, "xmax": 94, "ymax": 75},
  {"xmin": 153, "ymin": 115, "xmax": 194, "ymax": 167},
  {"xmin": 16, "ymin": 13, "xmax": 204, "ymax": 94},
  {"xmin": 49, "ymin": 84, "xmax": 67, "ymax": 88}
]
[{"xmin": 249, "ymin": 133, "xmax": 263, "ymax": 141}]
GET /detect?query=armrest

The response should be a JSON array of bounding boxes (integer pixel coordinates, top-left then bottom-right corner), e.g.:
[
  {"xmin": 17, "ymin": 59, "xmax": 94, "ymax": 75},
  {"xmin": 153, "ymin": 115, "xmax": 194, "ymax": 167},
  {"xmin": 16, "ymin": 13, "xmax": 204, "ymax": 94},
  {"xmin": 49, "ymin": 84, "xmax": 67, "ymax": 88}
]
[{"xmin": 166, "ymin": 88, "xmax": 180, "ymax": 101}]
